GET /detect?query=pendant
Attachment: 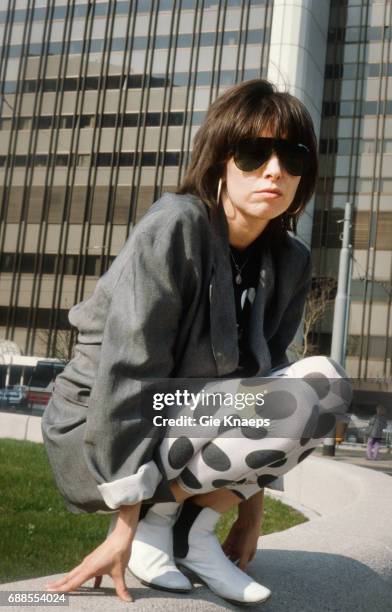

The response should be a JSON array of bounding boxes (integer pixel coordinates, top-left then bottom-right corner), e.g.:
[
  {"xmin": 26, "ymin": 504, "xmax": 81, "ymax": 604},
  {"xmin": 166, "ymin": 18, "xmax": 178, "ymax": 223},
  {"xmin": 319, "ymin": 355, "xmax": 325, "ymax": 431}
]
[{"xmin": 235, "ymin": 273, "xmax": 242, "ymax": 285}]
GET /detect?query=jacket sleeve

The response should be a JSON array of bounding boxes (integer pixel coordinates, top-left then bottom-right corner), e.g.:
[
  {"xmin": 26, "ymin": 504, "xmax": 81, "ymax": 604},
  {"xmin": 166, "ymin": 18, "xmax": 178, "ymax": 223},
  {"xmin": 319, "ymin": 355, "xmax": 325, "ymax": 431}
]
[
  {"xmin": 268, "ymin": 248, "xmax": 312, "ymax": 369},
  {"xmin": 366, "ymin": 416, "xmax": 375, "ymax": 436},
  {"xmin": 78, "ymin": 214, "xmax": 202, "ymax": 510}
]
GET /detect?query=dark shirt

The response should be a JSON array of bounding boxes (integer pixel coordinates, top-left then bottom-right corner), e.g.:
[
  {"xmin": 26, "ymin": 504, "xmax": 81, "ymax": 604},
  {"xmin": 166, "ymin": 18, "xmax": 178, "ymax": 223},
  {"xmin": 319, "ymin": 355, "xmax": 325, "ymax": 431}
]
[{"xmin": 229, "ymin": 225, "xmax": 273, "ymax": 377}]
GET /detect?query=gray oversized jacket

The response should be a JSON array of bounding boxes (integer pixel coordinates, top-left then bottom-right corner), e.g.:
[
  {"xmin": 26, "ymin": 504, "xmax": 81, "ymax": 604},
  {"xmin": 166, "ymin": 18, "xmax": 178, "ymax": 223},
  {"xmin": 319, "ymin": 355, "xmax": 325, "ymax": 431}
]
[{"xmin": 41, "ymin": 191, "xmax": 311, "ymax": 514}]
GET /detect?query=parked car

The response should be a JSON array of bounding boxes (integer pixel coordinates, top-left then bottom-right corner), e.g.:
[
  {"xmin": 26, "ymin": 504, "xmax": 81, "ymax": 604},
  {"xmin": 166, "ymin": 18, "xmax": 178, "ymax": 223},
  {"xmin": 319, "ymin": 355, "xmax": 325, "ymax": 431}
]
[
  {"xmin": 26, "ymin": 360, "xmax": 65, "ymax": 412},
  {"xmin": 0, "ymin": 385, "xmax": 28, "ymax": 409},
  {"xmin": 0, "ymin": 356, "xmax": 65, "ymax": 415}
]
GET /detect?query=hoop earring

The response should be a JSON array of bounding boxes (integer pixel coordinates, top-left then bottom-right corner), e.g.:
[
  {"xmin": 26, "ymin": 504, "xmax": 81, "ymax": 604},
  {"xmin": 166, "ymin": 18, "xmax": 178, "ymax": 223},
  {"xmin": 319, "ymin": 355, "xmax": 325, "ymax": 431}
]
[
  {"xmin": 287, "ymin": 205, "xmax": 303, "ymax": 215},
  {"xmin": 216, "ymin": 178, "xmax": 222, "ymax": 205}
]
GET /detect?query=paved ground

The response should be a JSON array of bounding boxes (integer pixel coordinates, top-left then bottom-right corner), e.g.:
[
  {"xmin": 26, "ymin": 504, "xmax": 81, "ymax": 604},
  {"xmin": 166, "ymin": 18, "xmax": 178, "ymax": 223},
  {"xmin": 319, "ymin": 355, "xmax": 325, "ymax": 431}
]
[
  {"xmin": 315, "ymin": 443, "xmax": 392, "ymax": 476},
  {"xmin": 2, "ymin": 453, "xmax": 392, "ymax": 611},
  {"xmin": 0, "ymin": 573, "xmax": 237, "ymax": 612}
]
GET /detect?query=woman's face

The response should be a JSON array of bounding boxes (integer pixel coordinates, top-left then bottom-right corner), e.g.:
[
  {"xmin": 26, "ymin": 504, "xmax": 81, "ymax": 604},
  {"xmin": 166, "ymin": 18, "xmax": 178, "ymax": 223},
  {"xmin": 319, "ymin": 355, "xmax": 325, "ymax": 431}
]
[{"xmin": 221, "ymin": 129, "xmax": 302, "ymax": 224}]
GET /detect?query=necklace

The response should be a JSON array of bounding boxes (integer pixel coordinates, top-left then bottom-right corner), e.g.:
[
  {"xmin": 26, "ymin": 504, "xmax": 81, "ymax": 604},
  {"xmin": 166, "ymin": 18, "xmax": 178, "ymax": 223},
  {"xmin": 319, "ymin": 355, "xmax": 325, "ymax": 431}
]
[{"xmin": 230, "ymin": 249, "xmax": 251, "ymax": 285}]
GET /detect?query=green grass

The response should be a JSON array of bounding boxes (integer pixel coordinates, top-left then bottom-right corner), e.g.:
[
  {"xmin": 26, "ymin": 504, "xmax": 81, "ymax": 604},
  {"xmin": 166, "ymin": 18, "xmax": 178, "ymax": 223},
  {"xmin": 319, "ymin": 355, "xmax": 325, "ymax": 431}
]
[
  {"xmin": 215, "ymin": 496, "xmax": 307, "ymax": 542},
  {"xmin": 0, "ymin": 439, "xmax": 307, "ymax": 584}
]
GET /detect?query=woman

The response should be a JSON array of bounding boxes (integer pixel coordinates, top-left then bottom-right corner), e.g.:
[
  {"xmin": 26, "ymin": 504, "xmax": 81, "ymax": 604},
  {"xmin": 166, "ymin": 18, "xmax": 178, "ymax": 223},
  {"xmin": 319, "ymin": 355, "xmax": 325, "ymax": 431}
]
[
  {"xmin": 366, "ymin": 404, "xmax": 387, "ymax": 460},
  {"xmin": 42, "ymin": 79, "xmax": 352, "ymax": 605}
]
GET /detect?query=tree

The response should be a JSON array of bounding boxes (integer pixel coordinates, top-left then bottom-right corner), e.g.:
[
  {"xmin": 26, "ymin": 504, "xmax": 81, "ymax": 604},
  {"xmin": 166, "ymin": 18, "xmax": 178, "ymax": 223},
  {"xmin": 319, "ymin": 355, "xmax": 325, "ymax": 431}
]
[
  {"xmin": 289, "ymin": 276, "xmax": 337, "ymax": 359},
  {"xmin": 36, "ymin": 328, "xmax": 76, "ymax": 361}
]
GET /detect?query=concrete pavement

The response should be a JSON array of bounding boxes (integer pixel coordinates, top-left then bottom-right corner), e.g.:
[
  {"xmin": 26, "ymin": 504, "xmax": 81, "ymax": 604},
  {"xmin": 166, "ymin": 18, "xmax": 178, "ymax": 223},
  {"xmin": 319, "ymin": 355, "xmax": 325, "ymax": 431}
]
[
  {"xmin": 1, "ymin": 455, "xmax": 392, "ymax": 611},
  {"xmin": 315, "ymin": 443, "xmax": 392, "ymax": 476}
]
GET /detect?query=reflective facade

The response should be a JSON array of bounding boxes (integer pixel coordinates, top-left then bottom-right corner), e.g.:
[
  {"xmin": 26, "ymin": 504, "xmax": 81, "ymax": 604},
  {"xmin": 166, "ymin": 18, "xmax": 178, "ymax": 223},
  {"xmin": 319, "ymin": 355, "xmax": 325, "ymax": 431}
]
[
  {"xmin": 0, "ymin": 0, "xmax": 272, "ymax": 356},
  {"xmin": 313, "ymin": 0, "xmax": 392, "ymax": 379},
  {"xmin": 0, "ymin": 0, "xmax": 391, "ymax": 381}
]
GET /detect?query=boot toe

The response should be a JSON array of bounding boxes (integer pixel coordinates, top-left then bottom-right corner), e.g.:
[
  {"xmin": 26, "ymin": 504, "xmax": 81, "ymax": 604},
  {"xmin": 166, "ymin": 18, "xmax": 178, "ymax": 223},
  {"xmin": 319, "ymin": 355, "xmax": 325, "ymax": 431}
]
[{"xmin": 243, "ymin": 580, "xmax": 272, "ymax": 603}]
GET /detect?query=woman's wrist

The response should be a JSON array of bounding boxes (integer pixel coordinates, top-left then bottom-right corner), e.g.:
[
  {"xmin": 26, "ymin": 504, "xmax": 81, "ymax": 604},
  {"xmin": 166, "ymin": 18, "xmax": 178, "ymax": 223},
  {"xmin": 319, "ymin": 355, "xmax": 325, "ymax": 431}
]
[
  {"xmin": 237, "ymin": 490, "xmax": 264, "ymax": 526},
  {"xmin": 113, "ymin": 503, "xmax": 141, "ymax": 536}
]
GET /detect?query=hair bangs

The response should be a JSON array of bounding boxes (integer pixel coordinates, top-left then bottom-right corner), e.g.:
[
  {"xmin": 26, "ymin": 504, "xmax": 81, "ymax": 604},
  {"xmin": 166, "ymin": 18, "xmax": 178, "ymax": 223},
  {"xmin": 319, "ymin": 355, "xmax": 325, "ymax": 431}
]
[
  {"xmin": 226, "ymin": 94, "xmax": 308, "ymax": 151},
  {"xmin": 253, "ymin": 97, "xmax": 306, "ymax": 143}
]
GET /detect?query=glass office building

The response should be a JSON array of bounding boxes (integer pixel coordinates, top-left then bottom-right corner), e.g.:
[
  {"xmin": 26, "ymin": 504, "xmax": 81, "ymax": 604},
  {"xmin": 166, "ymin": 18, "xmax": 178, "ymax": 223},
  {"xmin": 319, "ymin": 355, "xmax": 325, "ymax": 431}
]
[
  {"xmin": 0, "ymin": 0, "xmax": 391, "ymax": 386},
  {"xmin": 314, "ymin": 0, "xmax": 392, "ymax": 382}
]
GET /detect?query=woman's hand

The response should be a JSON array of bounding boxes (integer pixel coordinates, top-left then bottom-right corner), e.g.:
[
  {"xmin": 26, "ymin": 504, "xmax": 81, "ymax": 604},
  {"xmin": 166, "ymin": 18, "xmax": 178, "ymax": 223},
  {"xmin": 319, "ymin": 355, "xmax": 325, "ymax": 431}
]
[
  {"xmin": 221, "ymin": 518, "xmax": 261, "ymax": 571},
  {"xmin": 44, "ymin": 503, "xmax": 141, "ymax": 602},
  {"xmin": 222, "ymin": 490, "xmax": 264, "ymax": 571}
]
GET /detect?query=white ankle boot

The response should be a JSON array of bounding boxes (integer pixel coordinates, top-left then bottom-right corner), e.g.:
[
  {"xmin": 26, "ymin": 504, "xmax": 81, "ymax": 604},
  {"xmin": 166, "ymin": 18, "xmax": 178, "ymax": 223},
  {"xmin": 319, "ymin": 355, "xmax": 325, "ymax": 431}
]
[
  {"xmin": 173, "ymin": 502, "xmax": 271, "ymax": 605},
  {"xmin": 126, "ymin": 502, "xmax": 192, "ymax": 593}
]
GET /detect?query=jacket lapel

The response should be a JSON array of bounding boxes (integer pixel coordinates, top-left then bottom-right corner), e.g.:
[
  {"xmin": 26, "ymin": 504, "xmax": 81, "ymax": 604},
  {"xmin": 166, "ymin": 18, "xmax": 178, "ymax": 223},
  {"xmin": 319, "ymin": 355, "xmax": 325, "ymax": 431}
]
[
  {"xmin": 208, "ymin": 204, "xmax": 276, "ymax": 377},
  {"xmin": 208, "ymin": 204, "xmax": 239, "ymax": 376}
]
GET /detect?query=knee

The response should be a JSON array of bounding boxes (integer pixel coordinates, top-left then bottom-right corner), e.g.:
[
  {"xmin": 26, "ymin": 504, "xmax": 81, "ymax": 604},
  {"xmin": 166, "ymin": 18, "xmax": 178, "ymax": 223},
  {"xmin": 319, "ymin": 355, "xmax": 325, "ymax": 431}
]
[
  {"xmin": 293, "ymin": 355, "xmax": 347, "ymax": 377},
  {"xmin": 292, "ymin": 356, "xmax": 351, "ymax": 385},
  {"xmin": 286, "ymin": 356, "xmax": 352, "ymax": 412}
]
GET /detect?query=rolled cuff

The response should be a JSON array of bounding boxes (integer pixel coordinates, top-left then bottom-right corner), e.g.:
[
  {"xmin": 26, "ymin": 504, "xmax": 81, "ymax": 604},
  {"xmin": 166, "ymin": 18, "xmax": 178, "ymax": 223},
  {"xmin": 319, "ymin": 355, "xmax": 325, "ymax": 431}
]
[{"xmin": 97, "ymin": 460, "xmax": 162, "ymax": 509}]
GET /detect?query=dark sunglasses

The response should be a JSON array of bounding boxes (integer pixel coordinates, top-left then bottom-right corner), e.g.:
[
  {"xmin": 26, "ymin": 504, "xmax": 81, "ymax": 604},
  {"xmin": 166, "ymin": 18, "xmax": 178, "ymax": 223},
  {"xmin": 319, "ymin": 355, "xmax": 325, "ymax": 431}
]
[{"xmin": 232, "ymin": 137, "xmax": 311, "ymax": 176}]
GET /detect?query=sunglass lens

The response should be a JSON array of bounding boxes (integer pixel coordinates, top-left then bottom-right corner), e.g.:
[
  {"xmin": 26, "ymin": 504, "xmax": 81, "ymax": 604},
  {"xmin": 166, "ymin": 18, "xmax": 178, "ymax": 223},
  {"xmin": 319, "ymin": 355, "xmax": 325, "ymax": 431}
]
[
  {"xmin": 233, "ymin": 139, "xmax": 271, "ymax": 172},
  {"xmin": 277, "ymin": 141, "xmax": 310, "ymax": 175}
]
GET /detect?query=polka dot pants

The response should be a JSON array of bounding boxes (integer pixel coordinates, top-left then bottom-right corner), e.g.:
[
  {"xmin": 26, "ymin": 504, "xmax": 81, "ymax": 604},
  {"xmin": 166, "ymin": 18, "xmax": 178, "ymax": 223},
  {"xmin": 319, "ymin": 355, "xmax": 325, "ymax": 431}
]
[{"xmin": 158, "ymin": 356, "xmax": 353, "ymax": 500}]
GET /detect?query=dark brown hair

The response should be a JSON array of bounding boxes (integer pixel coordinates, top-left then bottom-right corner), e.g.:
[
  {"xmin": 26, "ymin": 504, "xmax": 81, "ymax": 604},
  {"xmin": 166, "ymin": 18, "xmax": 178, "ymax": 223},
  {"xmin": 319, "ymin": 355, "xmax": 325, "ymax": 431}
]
[{"xmin": 176, "ymin": 79, "xmax": 318, "ymax": 234}]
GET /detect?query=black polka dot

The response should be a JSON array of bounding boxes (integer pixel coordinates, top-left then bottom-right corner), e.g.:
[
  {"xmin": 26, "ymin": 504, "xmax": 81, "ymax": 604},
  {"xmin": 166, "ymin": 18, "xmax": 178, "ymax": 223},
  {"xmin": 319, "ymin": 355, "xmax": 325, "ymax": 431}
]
[
  {"xmin": 300, "ymin": 405, "xmax": 319, "ymax": 446},
  {"xmin": 257, "ymin": 474, "xmax": 277, "ymax": 488},
  {"xmin": 297, "ymin": 447, "xmax": 316, "ymax": 464},
  {"xmin": 239, "ymin": 378, "xmax": 263, "ymax": 388},
  {"xmin": 212, "ymin": 479, "xmax": 235, "ymax": 488},
  {"xmin": 268, "ymin": 458, "xmax": 287, "ymax": 468},
  {"xmin": 241, "ymin": 425, "xmax": 268, "ymax": 440},
  {"xmin": 303, "ymin": 372, "xmax": 330, "ymax": 399},
  {"xmin": 245, "ymin": 449, "xmax": 286, "ymax": 470},
  {"xmin": 179, "ymin": 467, "xmax": 202, "ymax": 490},
  {"xmin": 194, "ymin": 403, "xmax": 221, "ymax": 421},
  {"xmin": 218, "ymin": 415, "xmax": 237, "ymax": 435},
  {"xmin": 202, "ymin": 442, "xmax": 231, "ymax": 472},
  {"xmin": 236, "ymin": 478, "xmax": 247, "ymax": 484},
  {"xmin": 313, "ymin": 413, "xmax": 336, "ymax": 438},
  {"xmin": 168, "ymin": 437, "xmax": 194, "ymax": 470},
  {"xmin": 256, "ymin": 390, "xmax": 297, "ymax": 419}
]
